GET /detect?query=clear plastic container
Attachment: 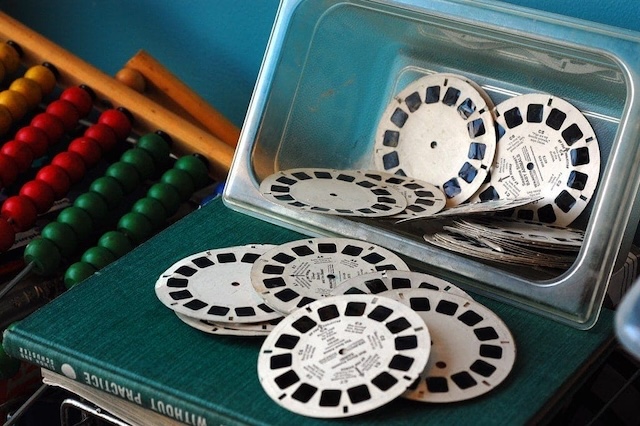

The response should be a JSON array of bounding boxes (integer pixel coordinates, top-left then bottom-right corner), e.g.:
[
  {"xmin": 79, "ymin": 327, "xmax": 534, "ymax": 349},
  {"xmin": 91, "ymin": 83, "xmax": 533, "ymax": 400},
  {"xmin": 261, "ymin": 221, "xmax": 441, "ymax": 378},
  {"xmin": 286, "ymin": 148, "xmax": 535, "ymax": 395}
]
[{"xmin": 224, "ymin": 0, "xmax": 640, "ymax": 329}]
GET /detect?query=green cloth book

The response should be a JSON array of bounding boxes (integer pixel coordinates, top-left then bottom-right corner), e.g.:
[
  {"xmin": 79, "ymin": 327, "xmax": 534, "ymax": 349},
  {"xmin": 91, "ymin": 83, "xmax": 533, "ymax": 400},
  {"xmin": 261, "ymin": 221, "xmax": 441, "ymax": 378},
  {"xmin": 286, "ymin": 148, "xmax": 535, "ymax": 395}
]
[{"xmin": 2, "ymin": 198, "xmax": 613, "ymax": 425}]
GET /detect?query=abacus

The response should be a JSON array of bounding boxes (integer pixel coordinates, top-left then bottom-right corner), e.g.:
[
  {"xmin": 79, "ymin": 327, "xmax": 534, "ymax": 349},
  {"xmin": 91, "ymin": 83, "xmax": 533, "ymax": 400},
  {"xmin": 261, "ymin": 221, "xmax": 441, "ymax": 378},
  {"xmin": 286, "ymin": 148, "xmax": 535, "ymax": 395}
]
[
  {"xmin": 0, "ymin": 11, "xmax": 235, "ymax": 301},
  {"xmin": 0, "ymin": 13, "xmax": 234, "ymax": 175}
]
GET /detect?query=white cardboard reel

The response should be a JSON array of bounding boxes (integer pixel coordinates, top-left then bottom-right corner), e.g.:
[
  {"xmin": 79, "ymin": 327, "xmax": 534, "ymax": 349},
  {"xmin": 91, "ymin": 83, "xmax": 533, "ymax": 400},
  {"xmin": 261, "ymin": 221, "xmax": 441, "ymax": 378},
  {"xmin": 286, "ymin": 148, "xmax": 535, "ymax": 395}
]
[
  {"xmin": 373, "ymin": 73, "xmax": 497, "ymax": 207},
  {"xmin": 174, "ymin": 312, "xmax": 271, "ymax": 337},
  {"xmin": 257, "ymin": 294, "xmax": 431, "ymax": 418},
  {"xmin": 251, "ymin": 237, "xmax": 409, "ymax": 315},
  {"xmin": 260, "ymin": 168, "xmax": 407, "ymax": 217},
  {"xmin": 331, "ymin": 269, "xmax": 471, "ymax": 300},
  {"xmin": 155, "ymin": 244, "xmax": 282, "ymax": 323},
  {"xmin": 359, "ymin": 170, "xmax": 446, "ymax": 218},
  {"xmin": 382, "ymin": 288, "xmax": 516, "ymax": 403},
  {"xmin": 473, "ymin": 93, "xmax": 600, "ymax": 226}
]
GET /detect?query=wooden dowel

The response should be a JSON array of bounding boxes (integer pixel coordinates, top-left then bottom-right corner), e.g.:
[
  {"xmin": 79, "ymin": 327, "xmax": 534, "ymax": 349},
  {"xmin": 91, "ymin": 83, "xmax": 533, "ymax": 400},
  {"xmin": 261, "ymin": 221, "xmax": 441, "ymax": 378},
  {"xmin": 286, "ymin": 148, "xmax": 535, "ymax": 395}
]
[
  {"xmin": 0, "ymin": 12, "xmax": 235, "ymax": 180},
  {"xmin": 115, "ymin": 65, "xmax": 217, "ymax": 140},
  {"xmin": 120, "ymin": 50, "xmax": 240, "ymax": 148}
]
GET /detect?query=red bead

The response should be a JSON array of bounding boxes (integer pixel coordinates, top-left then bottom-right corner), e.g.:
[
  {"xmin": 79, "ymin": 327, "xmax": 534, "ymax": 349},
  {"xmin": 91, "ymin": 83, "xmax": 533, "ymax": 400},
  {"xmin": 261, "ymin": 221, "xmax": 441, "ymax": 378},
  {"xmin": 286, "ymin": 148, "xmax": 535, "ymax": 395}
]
[
  {"xmin": 67, "ymin": 136, "xmax": 102, "ymax": 167},
  {"xmin": 46, "ymin": 99, "xmax": 80, "ymax": 132},
  {"xmin": 0, "ymin": 153, "xmax": 18, "ymax": 187},
  {"xmin": 84, "ymin": 123, "xmax": 117, "ymax": 152},
  {"xmin": 97, "ymin": 109, "xmax": 132, "ymax": 140},
  {"xmin": 0, "ymin": 218, "xmax": 15, "ymax": 252},
  {"xmin": 1, "ymin": 140, "xmax": 33, "ymax": 172},
  {"xmin": 30, "ymin": 112, "xmax": 65, "ymax": 144},
  {"xmin": 36, "ymin": 164, "xmax": 71, "ymax": 199},
  {"xmin": 14, "ymin": 126, "xmax": 49, "ymax": 157},
  {"xmin": 51, "ymin": 151, "xmax": 86, "ymax": 183},
  {"xmin": 60, "ymin": 86, "xmax": 93, "ymax": 117},
  {"xmin": 1, "ymin": 195, "xmax": 37, "ymax": 232},
  {"xmin": 19, "ymin": 180, "xmax": 55, "ymax": 214}
]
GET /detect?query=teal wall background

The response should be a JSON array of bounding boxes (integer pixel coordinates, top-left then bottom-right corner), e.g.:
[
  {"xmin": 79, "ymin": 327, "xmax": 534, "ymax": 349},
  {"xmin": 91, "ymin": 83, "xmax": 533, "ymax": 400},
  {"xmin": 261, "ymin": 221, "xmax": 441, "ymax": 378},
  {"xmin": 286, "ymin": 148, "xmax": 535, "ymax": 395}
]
[{"xmin": 0, "ymin": 0, "xmax": 637, "ymax": 129}]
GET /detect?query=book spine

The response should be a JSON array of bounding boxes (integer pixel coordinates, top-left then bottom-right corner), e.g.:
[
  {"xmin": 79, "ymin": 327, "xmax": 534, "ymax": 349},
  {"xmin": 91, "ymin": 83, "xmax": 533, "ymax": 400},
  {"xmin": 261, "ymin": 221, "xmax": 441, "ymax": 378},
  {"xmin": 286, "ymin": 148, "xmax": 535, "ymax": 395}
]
[{"xmin": 2, "ymin": 328, "xmax": 244, "ymax": 426}]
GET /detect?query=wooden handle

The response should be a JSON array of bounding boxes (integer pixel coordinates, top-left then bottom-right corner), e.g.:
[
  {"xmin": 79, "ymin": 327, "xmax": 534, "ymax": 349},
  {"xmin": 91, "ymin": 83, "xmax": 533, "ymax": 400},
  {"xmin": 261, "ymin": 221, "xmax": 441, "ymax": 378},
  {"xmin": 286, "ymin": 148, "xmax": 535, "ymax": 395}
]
[
  {"xmin": 120, "ymin": 50, "xmax": 240, "ymax": 148},
  {"xmin": 0, "ymin": 12, "xmax": 235, "ymax": 180}
]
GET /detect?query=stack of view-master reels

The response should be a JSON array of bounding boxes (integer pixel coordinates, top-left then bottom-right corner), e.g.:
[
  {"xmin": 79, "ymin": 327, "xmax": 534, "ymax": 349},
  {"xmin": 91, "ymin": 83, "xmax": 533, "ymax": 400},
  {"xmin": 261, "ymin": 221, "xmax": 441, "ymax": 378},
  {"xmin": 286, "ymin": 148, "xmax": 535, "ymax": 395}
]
[
  {"xmin": 155, "ymin": 72, "xmax": 602, "ymax": 417},
  {"xmin": 155, "ymin": 236, "xmax": 516, "ymax": 418},
  {"xmin": 259, "ymin": 72, "xmax": 599, "ymax": 270}
]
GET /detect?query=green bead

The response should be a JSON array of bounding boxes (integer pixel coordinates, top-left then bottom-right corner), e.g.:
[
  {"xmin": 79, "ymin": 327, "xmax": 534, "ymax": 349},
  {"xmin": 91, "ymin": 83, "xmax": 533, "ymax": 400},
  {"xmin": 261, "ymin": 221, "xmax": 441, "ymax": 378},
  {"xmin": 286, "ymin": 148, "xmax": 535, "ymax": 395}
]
[
  {"xmin": 73, "ymin": 192, "xmax": 108, "ymax": 222},
  {"xmin": 40, "ymin": 221, "xmax": 78, "ymax": 257},
  {"xmin": 64, "ymin": 261, "xmax": 96, "ymax": 289},
  {"xmin": 90, "ymin": 176, "xmax": 124, "ymax": 210},
  {"xmin": 98, "ymin": 231, "xmax": 133, "ymax": 258},
  {"xmin": 117, "ymin": 212, "xmax": 153, "ymax": 244},
  {"xmin": 121, "ymin": 148, "xmax": 156, "ymax": 181},
  {"xmin": 81, "ymin": 246, "xmax": 116, "ymax": 270},
  {"xmin": 147, "ymin": 182, "xmax": 181, "ymax": 216},
  {"xmin": 136, "ymin": 132, "xmax": 170, "ymax": 168},
  {"xmin": 131, "ymin": 197, "xmax": 166, "ymax": 229},
  {"xmin": 161, "ymin": 168, "xmax": 194, "ymax": 201},
  {"xmin": 0, "ymin": 343, "xmax": 20, "ymax": 380},
  {"xmin": 24, "ymin": 238, "xmax": 61, "ymax": 275},
  {"xmin": 174, "ymin": 155, "xmax": 209, "ymax": 188},
  {"xmin": 57, "ymin": 206, "xmax": 93, "ymax": 241},
  {"xmin": 106, "ymin": 161, "xmax": 140, "ymax": 194}
]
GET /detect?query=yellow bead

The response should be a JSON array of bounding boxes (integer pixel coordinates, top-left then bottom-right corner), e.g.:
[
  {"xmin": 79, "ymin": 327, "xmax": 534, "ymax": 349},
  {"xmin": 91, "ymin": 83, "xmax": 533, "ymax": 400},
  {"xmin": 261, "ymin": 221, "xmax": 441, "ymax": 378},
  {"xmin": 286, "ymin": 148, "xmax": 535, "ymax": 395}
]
[
  {"xmin": 115, "ymin": 67, "xmax": 146, "ymax": 93},
  {"xmin": 24, "ymin": 65, "xmax": 57, "ymax": 95},
  {"xmin": 9, "ymin": 77, "xmax": 42, "ymax": 108},
  {"xmin": 0, "ymin": 43, "xmax": 21, "ymax": 74},
  {"xmin": 0, "ymin": 89, "xmax": 28, "ymax": 120},
  {"xmin": 0, "ymin": 104, "xmax": 12, "ymax": 135}
]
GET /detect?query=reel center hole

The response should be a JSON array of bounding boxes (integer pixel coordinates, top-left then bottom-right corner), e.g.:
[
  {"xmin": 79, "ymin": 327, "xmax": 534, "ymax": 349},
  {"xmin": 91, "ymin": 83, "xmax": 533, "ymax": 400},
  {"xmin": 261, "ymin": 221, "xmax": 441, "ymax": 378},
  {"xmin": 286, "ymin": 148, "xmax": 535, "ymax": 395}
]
[{"xmin": 231, "ymin": 282, "xmax": 240, "ymax": 286}]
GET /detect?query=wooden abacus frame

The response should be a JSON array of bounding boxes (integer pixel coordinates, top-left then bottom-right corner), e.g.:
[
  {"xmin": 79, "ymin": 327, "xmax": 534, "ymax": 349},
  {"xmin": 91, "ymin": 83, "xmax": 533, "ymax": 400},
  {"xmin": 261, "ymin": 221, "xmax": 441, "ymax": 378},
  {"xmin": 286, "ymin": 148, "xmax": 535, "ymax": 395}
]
[{"xmin": 0, "ymin": 11, "xmax": 235, "ymax": 180}]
